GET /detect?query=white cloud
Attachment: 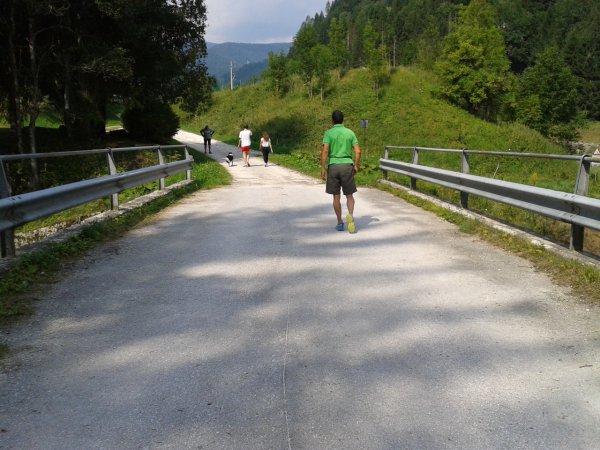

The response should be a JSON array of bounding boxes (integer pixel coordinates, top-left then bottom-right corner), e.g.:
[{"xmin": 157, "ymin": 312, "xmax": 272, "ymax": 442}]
[{"xmin": 205, "ymin": 0, "xmax": 327, "ymax": 43}]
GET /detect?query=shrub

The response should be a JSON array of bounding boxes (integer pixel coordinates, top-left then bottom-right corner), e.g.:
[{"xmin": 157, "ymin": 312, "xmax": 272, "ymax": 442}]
[{"xmin": 122, "ymin": 101, "xmax": 180, "ymax": 143}]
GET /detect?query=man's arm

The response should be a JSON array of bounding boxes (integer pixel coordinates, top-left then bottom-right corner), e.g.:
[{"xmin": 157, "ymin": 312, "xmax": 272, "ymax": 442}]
[
  {"xmin": 353, "ymin": 144, "xmax": 361, "ymax": 174},
  {"xmin": 321, "ymin": 143, "xmax": 329, "ymax": 180}
]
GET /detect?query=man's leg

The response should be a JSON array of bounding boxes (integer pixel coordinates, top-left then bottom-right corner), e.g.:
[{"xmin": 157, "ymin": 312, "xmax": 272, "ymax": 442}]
[
  {"xmin": 346, "ymin": 194, "xmax": 355, "ymax": 216},
  {"xmin": 333, "ymin": 194, "xmax": 343, "ymax": 224},
  {"xmin": 345, "ymin": 194, "xmax": 356, "ymax": 233}
]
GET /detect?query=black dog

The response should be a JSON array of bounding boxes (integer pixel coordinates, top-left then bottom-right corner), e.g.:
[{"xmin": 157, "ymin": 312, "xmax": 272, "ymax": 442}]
[{"xmin": 225, "ymin": 152, "xmax": 234, "ymax": 167}]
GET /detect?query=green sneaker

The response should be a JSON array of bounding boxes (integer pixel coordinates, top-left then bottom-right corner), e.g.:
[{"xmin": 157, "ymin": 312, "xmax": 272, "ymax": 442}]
[{"xmin": 346, "ymin": 214, "xmax": 355, "ymax": 233}]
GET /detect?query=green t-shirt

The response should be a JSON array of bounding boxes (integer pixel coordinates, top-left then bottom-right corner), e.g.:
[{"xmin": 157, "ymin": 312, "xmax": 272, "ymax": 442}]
[{"xmin": 322, "ymin": 124, "xmax": 358, "ymax": 166}]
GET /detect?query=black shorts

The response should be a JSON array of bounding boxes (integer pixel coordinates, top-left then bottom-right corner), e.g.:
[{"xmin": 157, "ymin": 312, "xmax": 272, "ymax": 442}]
[{"xmin": 326, "ymin": 164, "xmax": 357, "ymax": 195}]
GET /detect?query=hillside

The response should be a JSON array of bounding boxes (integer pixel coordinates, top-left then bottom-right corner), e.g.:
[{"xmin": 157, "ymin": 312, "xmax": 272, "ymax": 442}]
[
  {"xmin": 183, "ymin": 65, "xmax": 600, "ymax": 252},
  {"xmin": 190, "ymin": 66, "xmax": 562, "ymax": 167},
  {"xmin": 204, "ymin": 42, "xmax": 292, "ymax": 87}
]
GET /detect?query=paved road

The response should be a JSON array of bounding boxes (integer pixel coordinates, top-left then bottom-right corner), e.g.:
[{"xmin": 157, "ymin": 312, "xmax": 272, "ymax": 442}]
[{"xmin": 1, "ymin": 131, "xmax": 599, "ymax": 449}]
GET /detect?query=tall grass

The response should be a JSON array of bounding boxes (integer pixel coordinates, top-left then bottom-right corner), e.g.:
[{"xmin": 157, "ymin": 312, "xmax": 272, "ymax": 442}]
[{"xmin": 580, "ymin": 121, "xmax": 600, "ymax": 143}]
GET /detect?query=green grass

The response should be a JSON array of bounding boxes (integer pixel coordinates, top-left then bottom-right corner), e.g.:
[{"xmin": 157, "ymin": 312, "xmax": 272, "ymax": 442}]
[{"xmin": 580, "ymin": 121, "xmax": 600, "ymax": 144}]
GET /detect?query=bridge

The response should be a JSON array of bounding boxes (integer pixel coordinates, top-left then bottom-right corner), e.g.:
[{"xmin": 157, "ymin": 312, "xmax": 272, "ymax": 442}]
[{"xmin": 1, "ymin": 130, "xmax": 599, "ymax": 449}]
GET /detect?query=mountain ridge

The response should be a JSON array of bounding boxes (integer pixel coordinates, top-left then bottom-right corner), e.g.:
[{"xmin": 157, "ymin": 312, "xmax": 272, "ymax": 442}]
[{"xmin": 204, "ymin": 41, "xmax": 292, "ymax": 87}]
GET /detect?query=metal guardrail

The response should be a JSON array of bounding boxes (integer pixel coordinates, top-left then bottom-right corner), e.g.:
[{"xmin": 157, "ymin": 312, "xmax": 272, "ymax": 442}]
[
  {"xmin": 380, "ymin": 146, "xmax": 600, "ymax": 252},
  {"xmin": 0, "ymin": 145, "xmax": 193, "ymax": 257}
]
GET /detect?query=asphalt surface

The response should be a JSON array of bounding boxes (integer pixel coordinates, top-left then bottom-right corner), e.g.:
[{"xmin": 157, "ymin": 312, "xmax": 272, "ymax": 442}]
[{"xmin": 1, "ymin": 130, "xmax": 599, "ymax": 449}]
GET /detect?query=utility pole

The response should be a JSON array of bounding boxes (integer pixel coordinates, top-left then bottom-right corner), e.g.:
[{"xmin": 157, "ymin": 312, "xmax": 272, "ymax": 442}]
[{"xmin": 230, "ymin": 61, "xmax": 235, "ymax": 90}]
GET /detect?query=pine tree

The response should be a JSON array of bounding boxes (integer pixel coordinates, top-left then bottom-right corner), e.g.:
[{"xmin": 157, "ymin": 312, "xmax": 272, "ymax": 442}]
[
  {"xmin": 435, "ymin": 0, "xmax": 511, "ymax": 119},
  {"xmin": 363, "ymin": 20, "xmax": 388, "ymax": 97},
  {"xmin": 328, "ymin": 17, "xmax": 347, "ymax": 79},
  {"xmin": 516, "ymin": 45, "xmax": 581, "ymax": 142}
]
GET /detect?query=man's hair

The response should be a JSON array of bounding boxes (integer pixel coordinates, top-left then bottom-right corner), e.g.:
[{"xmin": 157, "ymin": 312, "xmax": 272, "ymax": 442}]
[
  {"xmin": 243, "ymin": 124, "xmax": 248, "ymax": 129},
  {"xmin": 332, "ymin": 110, "xmax": 344, "ymax": 124}
]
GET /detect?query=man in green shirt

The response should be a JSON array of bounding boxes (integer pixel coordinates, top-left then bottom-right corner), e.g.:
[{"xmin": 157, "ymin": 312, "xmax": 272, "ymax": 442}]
[{"xmin": 321, "ymin": 110, "xmax": 361, "ymax": 233}]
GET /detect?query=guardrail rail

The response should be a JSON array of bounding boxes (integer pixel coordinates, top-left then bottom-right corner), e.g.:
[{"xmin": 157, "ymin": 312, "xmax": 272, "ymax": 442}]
[
  {"xmin": 380, "ymin": 146, "xmax": 600, "ymax": 253},
  {"xmin": 0, "ymin": 145, "xmax": 193, "ymax": 257}
]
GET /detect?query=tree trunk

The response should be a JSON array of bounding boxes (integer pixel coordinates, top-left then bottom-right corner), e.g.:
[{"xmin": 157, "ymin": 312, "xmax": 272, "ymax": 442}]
[
  {"xmin": 7, "ymin": 1, "xmax": 25, "ymax": 155},
  {"xmin": 63, "ymin": 54, "xmax": 74, "ymax": 139},
  {"xmin": 27, "ymin": 13, "xmax": 40, "ymax": 189}
]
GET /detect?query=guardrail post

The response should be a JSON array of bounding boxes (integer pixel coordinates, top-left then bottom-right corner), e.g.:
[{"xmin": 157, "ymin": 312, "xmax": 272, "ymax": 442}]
[
  {"xmin": 460, "ymin": 149, "xmax": 470, "ymax": 209},
  {"xmin": 184, "ymin": 146, "xmax": 192, "ymax": 181},
  {"xmin": 0, "ymin": 160, "xmax": 15, "ymax": 257},
  {"xmin": 107, "ymin": 148, "xmax": 119, "ymax": 210},
  {"xmin": 570, "ymin": 155, "xmax": 591, "ymax": 251},
  {"xmin": 382, "ymin": 147, "xmax": 389, "ymax": 180},
  {"xmin": 410, "ymin": 147, "xmax": 419, "ymax": 190},
  {"xmin": 157, "ymin": 146, "xmax": 165, "ymax": 191}
]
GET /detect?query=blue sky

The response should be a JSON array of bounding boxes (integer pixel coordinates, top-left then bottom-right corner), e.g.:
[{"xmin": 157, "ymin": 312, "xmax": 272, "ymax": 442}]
[{"xmin": 204, "ymin": 0, "xmax": 328, "ymax": 43}]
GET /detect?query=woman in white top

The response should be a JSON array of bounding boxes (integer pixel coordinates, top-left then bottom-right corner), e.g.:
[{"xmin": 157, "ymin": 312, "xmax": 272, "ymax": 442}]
[{"xmin": 259, "ymin": 131, "xmax": 273, "ymax": 167}]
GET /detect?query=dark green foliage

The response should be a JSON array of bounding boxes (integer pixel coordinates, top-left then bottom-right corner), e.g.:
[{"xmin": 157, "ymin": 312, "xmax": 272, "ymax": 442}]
[
  {"xmin": 289, "ymin": 0, "xmax": 599, "ymax": 122},
  {"xmin": 311, "ymin": 45, "xmax": 334, "ymax": 100},
  {"xmin": 328, "ymin": 16, "xmax": 348, "ymax": 75},
  {"xmin": 265, "ymin": 52, "xmax": 290, "ymax": 97},
  {"xmin": 516, "ymin": 46, "xmax": 581, "ymax": 142},
  {"xmin": 558, "ymin": 2, "xmax": 600, "ymax": 119},
  {"xmin": 122, "ymin": 102, "xmax": 180, "ymax": 143},
  {"xmin": 436, "ymin": 0, "xmax": 511, "ymax": 120},
  {"xmin": 290, "ymin": 23, "xmax": 318, "ymax": 97},
  {"xmin": 362, "ymin": 20, "xmax": 388, "ymax": 95},
  {"xmin": 0, "ymin": 0, "xmax": 211, "ymax": 153}
]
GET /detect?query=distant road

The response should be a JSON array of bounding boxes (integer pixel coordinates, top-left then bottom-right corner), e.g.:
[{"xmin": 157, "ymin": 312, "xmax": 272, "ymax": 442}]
[{"xmin": 1, "ymin": 130, "xmax": 599, "ymax": 449}]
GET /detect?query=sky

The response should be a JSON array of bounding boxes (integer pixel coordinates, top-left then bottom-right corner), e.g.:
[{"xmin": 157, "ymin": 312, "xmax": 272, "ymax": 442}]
[{"xmin": 204, "ymin": 0, "xmax": 328, "ymax": 44}]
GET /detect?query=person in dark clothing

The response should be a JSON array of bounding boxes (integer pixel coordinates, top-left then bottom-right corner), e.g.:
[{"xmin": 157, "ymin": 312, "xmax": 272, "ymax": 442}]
[{"xmin": 201, "ymin": 125, "xmax": 214, "ymax": 153}]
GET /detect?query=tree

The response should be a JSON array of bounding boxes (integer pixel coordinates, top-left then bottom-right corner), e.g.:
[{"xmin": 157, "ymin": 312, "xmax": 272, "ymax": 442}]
[
  {"xmin": 362, "ymin": 20, "xmax": 388, "ymax": 97},
  {"xmin": 559, "ymin": 2, "xmax": 600, "ymax": 119},
  {"xmin": 416, "ymin": 16, "xmax": 441, "ymax": 70},
  {"xmin": 435, "ymin": 0, "xmax": 511, "ymax": 120},
  {"xmin": 311, "ymin": 45, "xmax": 333, "ymax": 101},
  {"xmin": 0, "ymin": 0, "xmax": 212, "ymax": 156},
  {"xmin": 328, "ymin": 16, "xmax": 347, "ymax": 79},
  {"xmin": 495, "ymin": 0, "xmax": 541, "ymax": 73},
  {"xmin": 516, "ymin": 45, "xmax": 581, "ymax": 143},
  {"xmin": 265, "ymin": 51, "xmax": 290, "ymax": 97},
  {"xmin": 290, "ymin": 22, "xmax": 317, "ymax": 97},
  {"xmin": 0, "ymin": 0, "xmax": 71, "ymax": 187}
]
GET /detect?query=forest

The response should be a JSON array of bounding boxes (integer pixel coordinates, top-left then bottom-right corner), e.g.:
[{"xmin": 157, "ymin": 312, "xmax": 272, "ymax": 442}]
[
  {"xmin": 0, "ymin": 0, "xmax": 214, "ymax": 159},
  {"xmin": 272, "ymin": 0, "xmax": 599, "ymax": 144}
]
